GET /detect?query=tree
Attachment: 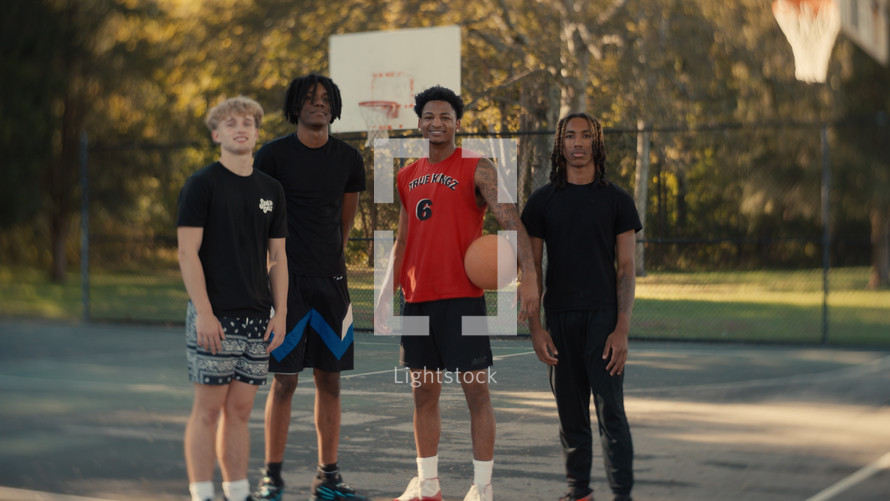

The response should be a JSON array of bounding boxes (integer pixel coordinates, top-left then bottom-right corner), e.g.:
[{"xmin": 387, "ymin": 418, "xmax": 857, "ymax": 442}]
[
  {"xmin": 1, "ymin": 0, "xmax": 152, "ymax": 281},
  {"xmin": 0, "ymin": 1, "xmax": 62, "ymax": 231},
  {"xmin": 835, "ymin": 41, "xmax": 890, "ymax": 289}
]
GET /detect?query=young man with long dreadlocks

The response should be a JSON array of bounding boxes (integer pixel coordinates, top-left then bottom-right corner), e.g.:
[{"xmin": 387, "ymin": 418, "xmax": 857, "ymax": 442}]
[
  {"xmin": 520, "ymin": 112, "xmax": 641, "ymax": 501},
  {"xmin": 252, "ymin": 74, "xmax": 369, "ymax": 501}
]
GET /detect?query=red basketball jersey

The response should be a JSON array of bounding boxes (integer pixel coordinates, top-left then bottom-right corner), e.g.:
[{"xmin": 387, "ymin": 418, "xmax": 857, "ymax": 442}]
[{"xmin": 397, "ymin": 148, "xmax": 486, "ymax": 303}]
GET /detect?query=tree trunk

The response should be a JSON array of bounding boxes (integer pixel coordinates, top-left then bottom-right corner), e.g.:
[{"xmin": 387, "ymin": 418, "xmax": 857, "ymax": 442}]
[
  {"xmin": 867, "ymin": 208, "xmax": 890, "ymax": 289},
  {"xmin": 676, "ymin": 167, "xmax": 688, "ymax": 229},
  {"xmin": 558, "ymin": 1, "xmax": 590, "ymax": 117},
  {"xmin": 46, "ymin": 1, "xmax": 83, "ymax": 283},
  {"xmin": 47, "ymin": 94, "xmax": 81, "ymax": 282},
  {"xmin": 633, "ymin": 120, "xmax": 650, "ymax": 277},
  {"xmin": 519, "ymin": 73, "xmax": 559, "ymax": 202},
  {"xmin": 559, "ymin": 25, "xmax": 589, "ymax": 116},
  {"xmin": 49, "ymin": 212, "xmax": 70, "ymax": 282}
]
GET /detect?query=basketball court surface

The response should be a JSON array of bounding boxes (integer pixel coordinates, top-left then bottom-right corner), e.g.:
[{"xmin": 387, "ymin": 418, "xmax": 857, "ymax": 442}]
[{"xmin": 1, "ymin": 318, "xmax": 888, "ymax": 500}]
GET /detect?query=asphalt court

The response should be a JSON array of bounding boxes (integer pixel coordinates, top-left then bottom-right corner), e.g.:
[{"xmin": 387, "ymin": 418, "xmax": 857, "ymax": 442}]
[{"xmin": 0, "ymin": 318, "xmax": 888, "ymax": 500}]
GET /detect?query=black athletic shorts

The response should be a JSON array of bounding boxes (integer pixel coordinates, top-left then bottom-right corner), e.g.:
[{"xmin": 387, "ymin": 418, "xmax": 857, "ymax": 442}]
[
  {"xmin": 269, "ymin": 274, "xmax": 355, "ymax": 374},
  {"xmin": 400, "ymin": 296, "xmax": 492, "ymax": 372}
]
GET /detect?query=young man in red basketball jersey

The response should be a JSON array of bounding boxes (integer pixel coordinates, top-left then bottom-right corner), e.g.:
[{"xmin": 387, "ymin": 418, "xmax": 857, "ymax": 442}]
[
  {"xmin": 521, "ymin": 113, "xmax": 641, "ymax": 501},
  {"xmin": 375, "ymin": 86, "xmax": 540, "ymax": 501}
]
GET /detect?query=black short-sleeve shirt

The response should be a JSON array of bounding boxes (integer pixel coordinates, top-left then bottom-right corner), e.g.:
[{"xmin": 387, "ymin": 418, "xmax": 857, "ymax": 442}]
[
  {"xmin": 521, "ymin": 181, "xmax": 642, "ymax": 312},
  {"xmin": 177, "ymin": 162, "xmax": 288, "ymax": 317},
  {"xmin": 254, "ymin": 134, "xmax": 366, "ymax": 276}
]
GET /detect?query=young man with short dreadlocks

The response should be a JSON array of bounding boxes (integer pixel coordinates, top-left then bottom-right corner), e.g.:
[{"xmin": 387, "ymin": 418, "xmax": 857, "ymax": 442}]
[
  {"xmin": 252, "ymin": 74, "xmax": 369, "ymax": 501},
  {"xmin": 521, "ymin": 112, "xmax": 641, "ymax": 501}
]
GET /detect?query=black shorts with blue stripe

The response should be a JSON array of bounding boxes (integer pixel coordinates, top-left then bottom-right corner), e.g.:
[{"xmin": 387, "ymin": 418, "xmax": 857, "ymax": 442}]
[{"xmin": 268, "ymin": 273, "xmax": 355, "ymax": 374}]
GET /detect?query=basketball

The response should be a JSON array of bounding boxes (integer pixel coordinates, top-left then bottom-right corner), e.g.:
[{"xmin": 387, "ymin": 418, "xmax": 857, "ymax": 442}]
[{"xmin": 464, "ymin": 234, "xmax": 517, "ymax": 290}]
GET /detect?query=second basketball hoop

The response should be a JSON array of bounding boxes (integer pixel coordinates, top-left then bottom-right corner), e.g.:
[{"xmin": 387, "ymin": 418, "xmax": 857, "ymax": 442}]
[{"xmin": 772, "ymin": 0, "xmax": 842, "ymax": 83}]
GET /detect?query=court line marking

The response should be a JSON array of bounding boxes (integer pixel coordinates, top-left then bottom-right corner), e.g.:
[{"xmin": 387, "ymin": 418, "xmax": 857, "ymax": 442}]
[
  {"xmin": 804, "ymin": 451, "xmax": 890, "ymax": 501},
  {"xmin": 493, "ymin": 350, "xmax": 537, "ymax": 360}
]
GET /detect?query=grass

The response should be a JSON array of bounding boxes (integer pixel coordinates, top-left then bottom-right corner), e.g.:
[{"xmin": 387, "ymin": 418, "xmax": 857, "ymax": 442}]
[
  {"xmin": 0, "ymin": 265, "xmax": 188, "ymax": 323},
  {"xmin": 633, "ymin": 269, "xmax": 890, "ymax": 345},
  {"xmin": 1, "ymin": 265, "xmax": 888, "ymax": 346}
]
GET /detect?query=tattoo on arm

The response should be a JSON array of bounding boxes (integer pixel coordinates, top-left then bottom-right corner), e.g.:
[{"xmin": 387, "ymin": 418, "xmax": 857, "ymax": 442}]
[{"xmin": 475, "ymin": 159, "xmax": 536, "ymax": 275}]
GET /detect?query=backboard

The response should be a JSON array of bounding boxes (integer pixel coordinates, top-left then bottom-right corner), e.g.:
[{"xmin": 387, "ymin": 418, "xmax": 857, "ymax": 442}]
[
  {"xmin": 839, "ymin": 0, "xmax": 889, "ymax": 65},
  {"xmin": 329, "ymin": 26, "xmax": 462, "ymax": 135}
]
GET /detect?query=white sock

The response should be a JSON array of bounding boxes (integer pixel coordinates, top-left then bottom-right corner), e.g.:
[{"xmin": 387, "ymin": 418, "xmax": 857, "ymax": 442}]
[
  {"xmin": 473, "ymin": 459, "xmax": 493, "ymax": 487},
  {"xmin": 417, "ymin": 455, "xmax": 439, "ymax": 479},
  {"xmin": 222, "ymin": 478, "xmax": 249, "ymax": 501},
  {"xmin": 189, "ymin": 481, "xmax": 214, "ymax": 501}
]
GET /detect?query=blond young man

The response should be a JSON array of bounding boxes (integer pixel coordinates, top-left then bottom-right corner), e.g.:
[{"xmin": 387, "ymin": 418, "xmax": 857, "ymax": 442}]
[{"xmin": 177, "ymin": 96, "xmax": 288, "ymax": 501}]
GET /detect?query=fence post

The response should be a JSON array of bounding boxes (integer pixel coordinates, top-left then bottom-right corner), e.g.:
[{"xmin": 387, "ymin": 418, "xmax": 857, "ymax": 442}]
[
  {"xmin": 634, "ymin": 120, "xmax": 650, "ymax": 277},
  {"xmin": 80, "ymin": 130, "xmax": 90, "ymax": 322},
  {"xmin": 821, "ymin": 123, "xmax": 830, "ymax": 345}
]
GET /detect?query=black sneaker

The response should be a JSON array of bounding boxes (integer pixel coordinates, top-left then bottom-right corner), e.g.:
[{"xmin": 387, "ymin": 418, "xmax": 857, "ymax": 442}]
[
  {"xmin": 311, "ymin": 470, "xmax": 370, "ymax": 500},
  {"xmin": 253, "ymin": 474, "xmax": 283, "ymax": 501}
]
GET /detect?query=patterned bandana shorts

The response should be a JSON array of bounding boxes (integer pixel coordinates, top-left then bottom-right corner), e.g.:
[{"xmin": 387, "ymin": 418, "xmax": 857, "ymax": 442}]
[{"xmin": 185, "ymin": 302, "xmax": 270, "ymax": 386}]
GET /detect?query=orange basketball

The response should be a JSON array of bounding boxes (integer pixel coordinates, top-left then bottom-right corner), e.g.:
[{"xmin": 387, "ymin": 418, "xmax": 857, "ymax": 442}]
[{"xmin": 464, "ymin": 234, "xmax": 517, "ymax": 290}]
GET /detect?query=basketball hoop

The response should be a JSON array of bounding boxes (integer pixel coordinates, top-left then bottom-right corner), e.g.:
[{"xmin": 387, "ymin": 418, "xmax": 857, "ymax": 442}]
[
  {"xmin": 359, "ymin": 100, "xmax": 398, "ymax": 147},
  {"xmin": 772, "ymin": 0, "xmax": 841, "ymax": 83}
]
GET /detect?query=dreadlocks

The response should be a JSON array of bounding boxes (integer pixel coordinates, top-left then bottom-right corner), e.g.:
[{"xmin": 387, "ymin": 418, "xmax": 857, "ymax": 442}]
[
  {"xmin": 549, "ymin": 112, "xmax": 607, "ymax": 188},
  {"xmin": 283, "ymin": 73, "xmax": 342, "ymax": 125}
]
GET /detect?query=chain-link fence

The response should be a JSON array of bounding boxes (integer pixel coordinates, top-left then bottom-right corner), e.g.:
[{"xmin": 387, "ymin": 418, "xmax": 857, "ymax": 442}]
[{"xmin": 81, "ymin": 118, "xmax": 890, "ymax": 345}]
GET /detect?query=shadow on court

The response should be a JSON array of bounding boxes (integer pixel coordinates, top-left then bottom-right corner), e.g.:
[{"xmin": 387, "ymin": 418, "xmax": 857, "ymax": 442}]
[{"xmin": 0, "ymin": 318, "xmax": 888, "ymax": 501}]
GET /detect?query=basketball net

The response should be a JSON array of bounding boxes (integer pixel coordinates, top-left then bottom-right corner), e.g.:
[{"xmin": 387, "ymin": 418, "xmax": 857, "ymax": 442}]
[
  {"xmin": 772, "ymin": 0, "xmax": 841, "ymax": 83},
  {"xmin": 359, "ymin": 100, "xmax": 398, "ymax": 147}
]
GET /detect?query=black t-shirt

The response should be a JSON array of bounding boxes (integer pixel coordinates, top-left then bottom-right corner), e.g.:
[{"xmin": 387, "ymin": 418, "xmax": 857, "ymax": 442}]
[
  {"xmin": 521, "ymin": 181, "xmax": 642, "ymax": 312},
  {"xmin": 254, "ymin": 134, "xmax": 366, "ymax": 276},
  {"xmin": 177, "ymin": 162, "xmax": 288, "ymax": 317}
]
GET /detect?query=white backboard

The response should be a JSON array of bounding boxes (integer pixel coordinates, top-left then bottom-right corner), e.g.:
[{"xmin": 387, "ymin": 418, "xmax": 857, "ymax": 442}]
[
  {"xmin": 840, "ymin": 0, "xmax": 889, "ymax": 65},
  {"xmin": 329, "ymin": 26, "xmax": 461, "ymax": 134}
]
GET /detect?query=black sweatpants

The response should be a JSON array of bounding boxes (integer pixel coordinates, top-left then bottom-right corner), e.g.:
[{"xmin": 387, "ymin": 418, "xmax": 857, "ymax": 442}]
[{"xmin": 546, "ymin": 309, "xmax": 634, "ymax": 497}]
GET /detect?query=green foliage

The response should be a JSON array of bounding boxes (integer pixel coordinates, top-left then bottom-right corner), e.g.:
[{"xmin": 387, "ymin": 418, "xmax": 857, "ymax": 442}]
[
  {"xmin": 0, "ymin": 1, "xmax": 64, "ymax": 228},
  {"xmin": 0, "ymin": 0, "xmax": 887, "ymax": 284}
]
